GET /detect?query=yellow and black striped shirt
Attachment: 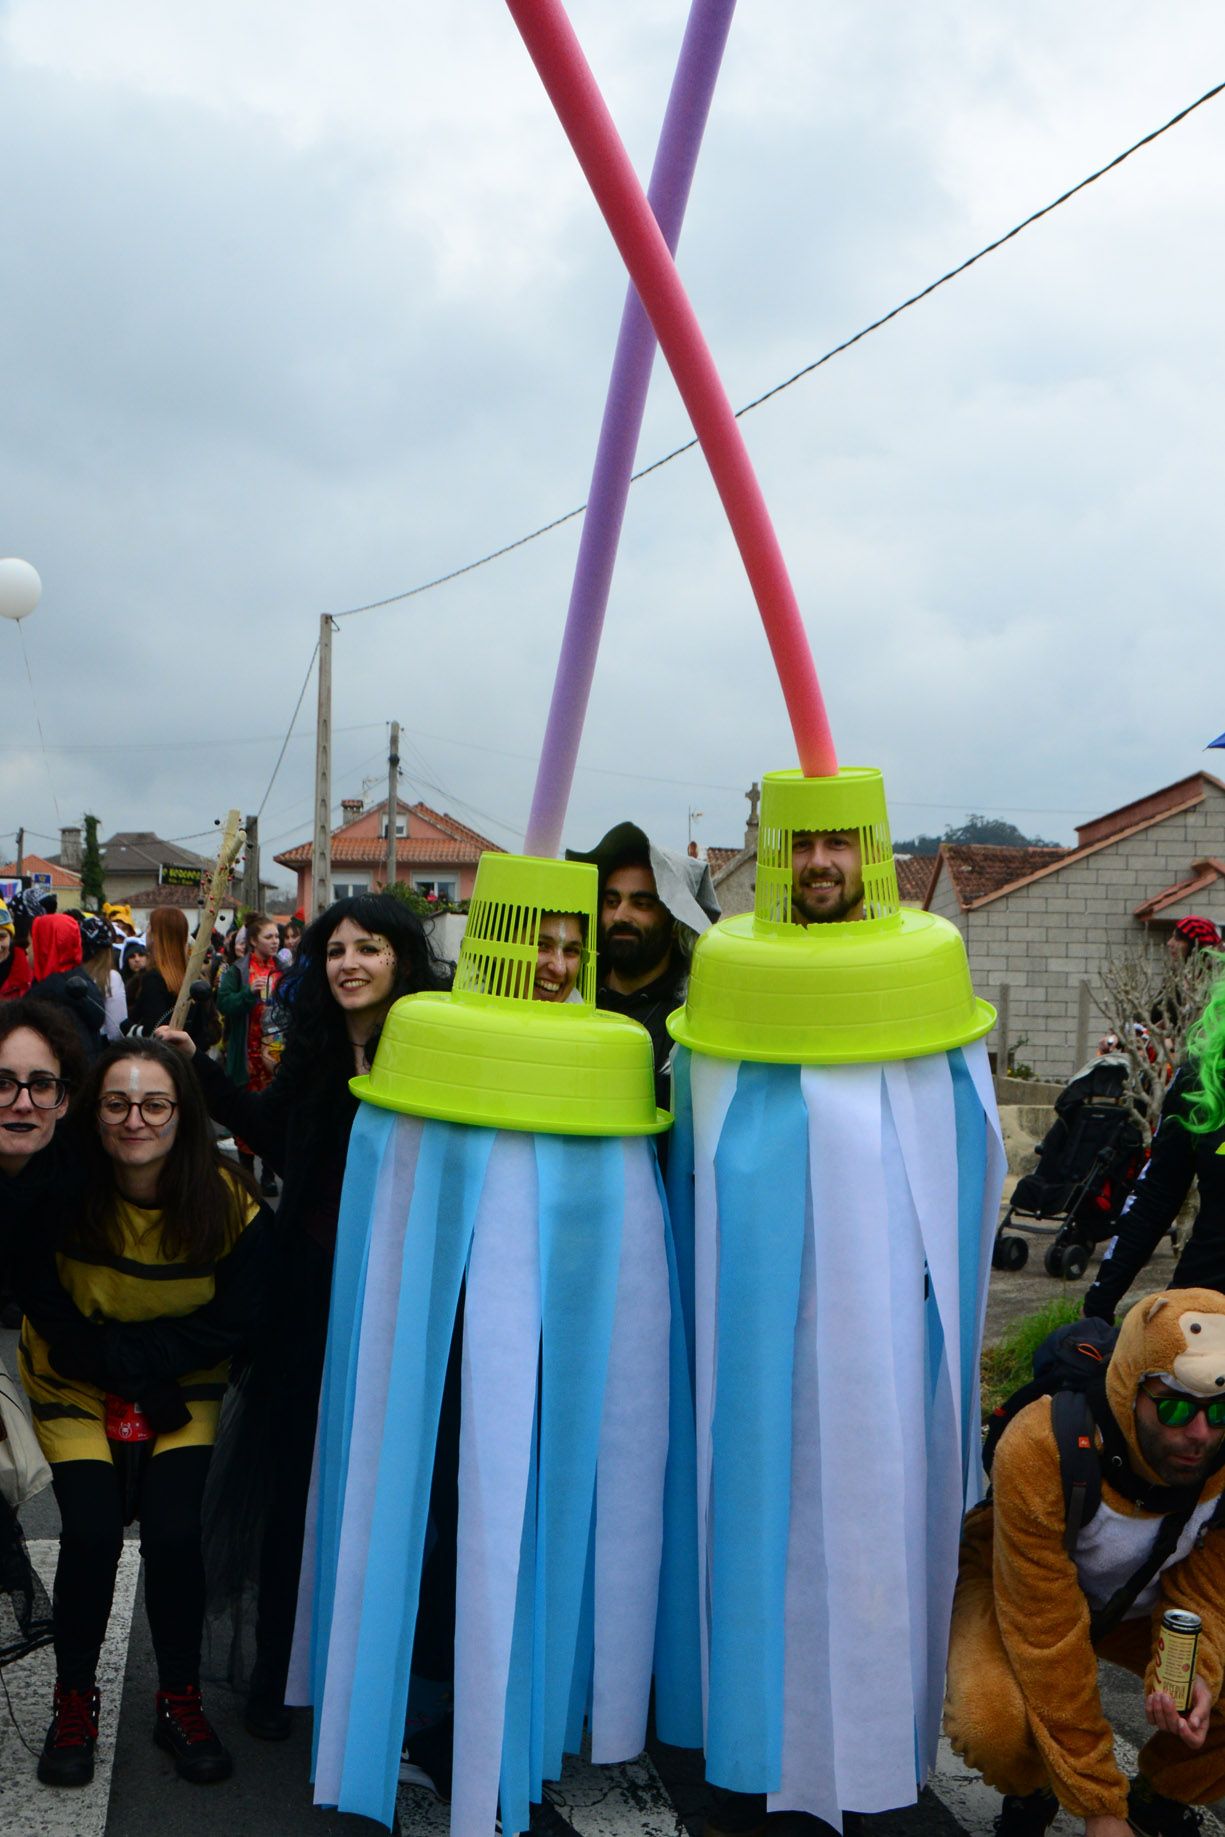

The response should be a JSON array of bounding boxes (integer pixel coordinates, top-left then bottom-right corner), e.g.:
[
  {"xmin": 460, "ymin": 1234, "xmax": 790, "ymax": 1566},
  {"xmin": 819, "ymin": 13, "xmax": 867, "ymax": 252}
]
[{"xmin": 19, "ymin": 1172, "xmax": 258, "ymax": 1465}]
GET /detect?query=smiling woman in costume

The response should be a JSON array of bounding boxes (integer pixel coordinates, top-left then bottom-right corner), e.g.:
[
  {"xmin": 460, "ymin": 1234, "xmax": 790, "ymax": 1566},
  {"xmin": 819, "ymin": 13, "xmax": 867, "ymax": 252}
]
[
  {"xmin": 13, "ymin": 1035, "xmax": 266, "ymax": 1790},
  {"xmin": 158, "ymin": 892, "xmax": 451, "ymax": 1739}
]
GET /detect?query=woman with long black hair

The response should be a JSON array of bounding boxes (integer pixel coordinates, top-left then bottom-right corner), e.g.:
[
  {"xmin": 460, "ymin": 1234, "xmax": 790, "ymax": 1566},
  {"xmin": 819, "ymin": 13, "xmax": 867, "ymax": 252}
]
[
  {"xmin": 16, "ymin": 1035, "xmax": 266, "ymax": 1788},
  {"xmin": 158, "ymin": 892, "xmax": 451, "ymax": 1738}
]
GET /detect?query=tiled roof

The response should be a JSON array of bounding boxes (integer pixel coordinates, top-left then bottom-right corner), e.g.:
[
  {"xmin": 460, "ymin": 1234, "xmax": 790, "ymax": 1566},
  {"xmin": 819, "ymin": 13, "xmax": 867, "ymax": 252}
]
[
  {"xmin": 121, "ymin": 882, "xmax": 240, "ymax": 908},
  {"xmin": 894, "ymin": 854, "xmax": 937, "ymax": 905},
  {"xmin": 0, "ymin": 852, "xmax": 82, "ymax": 889},
  {"xmin": 1076, "ymin": 773, "xmax": 1225, "ymax": 851},
  {"xmin": 939, "ymin": 844, "xmax": 1069, "ymax": 909},
  {"xmin": 1134, "ymin": 859, "xmax": 1225, "ymax": 921},
  {"xmin": 275, "ymin": 835, "xmax": 498, "ymax": 869},
  {"xmin": 706, "ymin": 846, "xmax": 748, "ymax": 878},
  {"xmin": 101, "ymin": 832, "xmax": 213, "ymax": 873}
]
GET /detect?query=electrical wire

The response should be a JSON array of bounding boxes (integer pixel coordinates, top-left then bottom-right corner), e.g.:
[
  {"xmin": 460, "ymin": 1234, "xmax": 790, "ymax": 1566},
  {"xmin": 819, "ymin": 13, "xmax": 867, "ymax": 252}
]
[
  {"xmin": 324, "ymin": 79, "xmax": 1224, "ymax": 622},
  {"xmin": 255, "ymin": 640, "xmax": 319, "ymax": 820}
]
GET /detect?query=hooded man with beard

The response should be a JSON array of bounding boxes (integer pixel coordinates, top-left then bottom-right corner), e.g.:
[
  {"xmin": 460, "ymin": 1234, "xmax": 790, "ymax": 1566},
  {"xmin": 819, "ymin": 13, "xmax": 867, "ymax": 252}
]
[
  {"xmin": 946, "ymin": 1288, "xmax": 1225, "ymax": 1837},
  {"xmin": 566, "ymin": 822, "xmax": 720, "ymax": 1110}
]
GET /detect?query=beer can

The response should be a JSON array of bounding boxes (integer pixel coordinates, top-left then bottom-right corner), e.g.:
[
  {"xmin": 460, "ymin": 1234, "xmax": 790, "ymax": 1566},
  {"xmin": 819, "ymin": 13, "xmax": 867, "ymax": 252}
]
[{"xmin": 1156, "ymin": 1609, "xmax": 1201, "ymax": 1715}]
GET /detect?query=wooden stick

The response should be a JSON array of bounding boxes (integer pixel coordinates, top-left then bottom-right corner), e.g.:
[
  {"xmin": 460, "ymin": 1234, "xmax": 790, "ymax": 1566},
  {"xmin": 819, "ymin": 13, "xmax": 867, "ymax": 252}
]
[{"xmin": 169, "ymin": 809, "xmax": 244, "ymax": 1032}]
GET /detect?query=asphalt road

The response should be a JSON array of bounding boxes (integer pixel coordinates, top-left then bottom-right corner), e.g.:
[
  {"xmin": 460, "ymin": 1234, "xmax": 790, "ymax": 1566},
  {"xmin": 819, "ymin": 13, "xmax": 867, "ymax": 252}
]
[{"xmin": 4, "ymin": 1276, "xmax": 1223, "ymax": 1837}]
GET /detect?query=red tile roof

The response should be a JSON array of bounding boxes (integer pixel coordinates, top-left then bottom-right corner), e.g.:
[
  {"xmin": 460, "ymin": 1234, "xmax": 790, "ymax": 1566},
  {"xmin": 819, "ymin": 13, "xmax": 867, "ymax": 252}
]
[
  {"xmin": 274, "ymin": 798, "xmax": 504, "ymax": 871},
  {"xmin": 1134, "ymin": 859, "xmax": 1225, "ymax": 920},
  {"xmin": 938, "ymin": 844, "xmax": 1069, "ymax": 909},
  {"xmin": 0, "ymin": 852, "xmax": 82, "ymax": 889},
  {"xmin": 1076, "ymin": 774, "xmax": 1224, "ymax": 850},
  {"xmin": 894, "ymin": 854, "xmax": 937, "ymax": 905},
  {"xmin": 121, "ymin": 882, "xmax": 239, "ymax": 908},
  {"xmin": 706, "ymin": 846, "xmax": 746, "ymax": 878}
]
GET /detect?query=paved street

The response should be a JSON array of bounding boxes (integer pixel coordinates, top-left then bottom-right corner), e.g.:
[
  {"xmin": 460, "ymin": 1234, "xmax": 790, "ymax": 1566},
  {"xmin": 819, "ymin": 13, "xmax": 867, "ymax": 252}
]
[{"xmin": 5, "ymin": 1271, "xmax": 1225, "ymax": 1837}]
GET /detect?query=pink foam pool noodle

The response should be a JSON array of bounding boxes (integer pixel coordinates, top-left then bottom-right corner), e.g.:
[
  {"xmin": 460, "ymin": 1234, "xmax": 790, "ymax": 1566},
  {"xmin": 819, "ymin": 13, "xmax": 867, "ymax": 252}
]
[{"xmin": 505, "ymin": 0, "xmax": 838, "ymax": 778}]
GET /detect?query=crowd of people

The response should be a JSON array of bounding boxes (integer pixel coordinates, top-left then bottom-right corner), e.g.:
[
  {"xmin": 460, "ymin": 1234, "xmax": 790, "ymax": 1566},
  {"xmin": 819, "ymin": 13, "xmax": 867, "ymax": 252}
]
[{"xmin": 2, "ymin": 837, "xmax": 1225, "ymax": 1837}]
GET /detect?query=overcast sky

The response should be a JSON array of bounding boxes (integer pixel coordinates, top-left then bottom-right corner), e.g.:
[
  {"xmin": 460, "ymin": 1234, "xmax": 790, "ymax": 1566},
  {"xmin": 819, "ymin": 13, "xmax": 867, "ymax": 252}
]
[{"xmin": 2, "ymin": 0, "xmax": 1223, "ymax": 891}]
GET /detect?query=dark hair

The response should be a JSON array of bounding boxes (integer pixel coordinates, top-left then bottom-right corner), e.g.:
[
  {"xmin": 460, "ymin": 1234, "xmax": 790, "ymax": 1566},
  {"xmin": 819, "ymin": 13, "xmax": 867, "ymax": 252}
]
[
  {"xmin": 74, "ymin": 1037, "xmax": 257, "ymax": 1263},
  {"xmin": 0, "ymin": 998, "xmax": 89, "ymax": 1101},
  {"xmin": 276, "ymin": 893, "xmax": 450, "ymax": 1095}
]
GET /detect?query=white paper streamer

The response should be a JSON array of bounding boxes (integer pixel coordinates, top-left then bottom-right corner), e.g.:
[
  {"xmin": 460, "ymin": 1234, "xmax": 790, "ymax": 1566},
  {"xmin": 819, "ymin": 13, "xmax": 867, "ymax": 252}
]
[{"xmin": 688, "ymin": 1048, "xmax": 1005, "ymax": 1822}]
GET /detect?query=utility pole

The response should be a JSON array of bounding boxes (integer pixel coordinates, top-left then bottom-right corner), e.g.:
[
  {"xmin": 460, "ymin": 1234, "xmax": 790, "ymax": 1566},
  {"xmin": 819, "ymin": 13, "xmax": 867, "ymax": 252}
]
[
  {"xmin": 311, "ymin": 615, "xmax": 334, "ymax": 916},
  {"xmin": 242, "ymin": 813, "xmax": 260, "ymax": 914},
  {"xmin": 386, "ymin": 721, "xmax": 400, "ymax": 891},
  {"xmin": 15, "ymin": 826, "xmax": 24, "ymax": 876}
]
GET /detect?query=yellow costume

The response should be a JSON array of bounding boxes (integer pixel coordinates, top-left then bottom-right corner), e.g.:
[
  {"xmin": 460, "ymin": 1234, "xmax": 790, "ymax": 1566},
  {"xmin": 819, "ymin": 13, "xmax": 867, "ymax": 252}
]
[{"xmin": 19, "ymin": 1173, "xmax": 258, "ymax": 1464}]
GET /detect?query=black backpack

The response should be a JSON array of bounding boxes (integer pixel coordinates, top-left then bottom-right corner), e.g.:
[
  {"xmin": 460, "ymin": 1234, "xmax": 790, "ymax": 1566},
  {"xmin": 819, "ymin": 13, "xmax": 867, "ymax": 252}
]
[{"xmin": 982, "ymin": 1316, "xmax": 1220, "ymax": 1638}]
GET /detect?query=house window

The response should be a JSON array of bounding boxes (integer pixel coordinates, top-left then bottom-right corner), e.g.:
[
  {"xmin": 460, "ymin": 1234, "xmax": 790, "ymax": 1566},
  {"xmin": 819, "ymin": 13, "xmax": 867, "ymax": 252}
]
[
  {"xmin": 382, "ymin": 817, "xmax": 407, "ymax": 838},
  {"xmin": 413, "ymin": 877, "xmax": 457, "ymax": 902},
  {"xmin": 332, "ymin": 876, "xmax": 371, "ymax": 901}
]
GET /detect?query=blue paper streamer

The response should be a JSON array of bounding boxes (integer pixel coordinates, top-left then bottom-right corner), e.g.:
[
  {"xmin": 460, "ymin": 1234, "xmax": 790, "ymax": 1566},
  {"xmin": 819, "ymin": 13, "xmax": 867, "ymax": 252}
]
[
  {"xmin": 706, "ymin": 1061, "xmax": 810, "ymax": 1791},
  {"xmin": 949, "ymin": 1049, "xmax": 989, "ymax": 1482},
  {"xmin": 337, "ymin": 1120, "xmax": 494, "ymax": 1825},
  {"xmin": 307, "ymin": 1104, "xmax": 394, "ymax": 1743}
]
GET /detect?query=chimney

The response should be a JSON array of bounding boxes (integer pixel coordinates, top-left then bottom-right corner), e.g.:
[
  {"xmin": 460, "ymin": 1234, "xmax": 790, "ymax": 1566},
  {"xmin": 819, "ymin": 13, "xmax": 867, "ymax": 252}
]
[
  {"xmin": 60, "ymin": 825, "xmax": 82, "ymax": 871},
  {"xmin": 340, "ymin": 798, "xmax": 363, "ymax": 821}
]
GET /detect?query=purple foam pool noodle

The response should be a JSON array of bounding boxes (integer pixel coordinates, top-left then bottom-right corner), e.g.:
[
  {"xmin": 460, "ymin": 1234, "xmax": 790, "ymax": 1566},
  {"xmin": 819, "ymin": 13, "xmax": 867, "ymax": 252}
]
[{"xmin": 524, "ymin": 0, "xmax": 738, "ymax": 859}]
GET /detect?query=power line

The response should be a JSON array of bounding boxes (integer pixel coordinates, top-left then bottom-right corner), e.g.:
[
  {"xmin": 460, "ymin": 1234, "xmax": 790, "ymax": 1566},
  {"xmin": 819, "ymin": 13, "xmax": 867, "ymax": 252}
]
[
  {"xmin": 323, "ymin": 79, "xmax": 1224, "ymax": 622},
  {"xmin": 255, "ymin": 641, "xmax": 319, "ymax": 820}
]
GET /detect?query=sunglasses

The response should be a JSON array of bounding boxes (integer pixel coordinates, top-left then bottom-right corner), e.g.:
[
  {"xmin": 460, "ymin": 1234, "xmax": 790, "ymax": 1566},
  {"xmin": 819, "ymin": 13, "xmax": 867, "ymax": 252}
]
[{"xmin": 1141, "ymin": 1384, "xmax": 1225, "ymax": 1428}]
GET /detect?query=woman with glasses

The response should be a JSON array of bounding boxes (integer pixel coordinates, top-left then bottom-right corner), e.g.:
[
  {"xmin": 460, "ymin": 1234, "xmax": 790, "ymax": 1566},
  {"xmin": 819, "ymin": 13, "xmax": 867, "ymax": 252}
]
[
  {"xmin": 15, "ymin": 1036, "xmax": 267, "ymax": 1790},
  {"xmin": 0, "ymin": 1001, "xmax": 85, "ymax": 1671}
]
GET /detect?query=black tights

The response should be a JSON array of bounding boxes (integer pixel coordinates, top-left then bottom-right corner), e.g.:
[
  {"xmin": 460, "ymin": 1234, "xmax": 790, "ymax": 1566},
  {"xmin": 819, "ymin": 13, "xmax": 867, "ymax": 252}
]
[{"xmin": 50, "ymin": 1447, "xmax": 212, "ymax": 1691}]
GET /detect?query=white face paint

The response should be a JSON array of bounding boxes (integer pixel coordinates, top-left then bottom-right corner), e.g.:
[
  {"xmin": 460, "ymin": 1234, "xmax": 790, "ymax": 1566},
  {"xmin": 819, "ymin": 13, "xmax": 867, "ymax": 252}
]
[{"xmin": 97, "ymin": 1057, "xmax": 181, "ymax": 1187}]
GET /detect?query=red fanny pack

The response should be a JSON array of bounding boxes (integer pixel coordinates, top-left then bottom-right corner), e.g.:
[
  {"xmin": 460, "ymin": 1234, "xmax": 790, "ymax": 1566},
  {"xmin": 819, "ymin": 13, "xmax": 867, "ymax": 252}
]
[{"xmin": 104, "ymin": 1396, "xmax": 154, "ymax": 1443}]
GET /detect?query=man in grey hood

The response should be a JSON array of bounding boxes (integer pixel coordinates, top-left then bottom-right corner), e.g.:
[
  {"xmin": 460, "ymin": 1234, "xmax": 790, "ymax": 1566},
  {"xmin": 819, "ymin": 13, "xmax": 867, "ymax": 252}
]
[{"xmin": 566, "ymin": 821, "xmax": 720, "ymax": 1111}]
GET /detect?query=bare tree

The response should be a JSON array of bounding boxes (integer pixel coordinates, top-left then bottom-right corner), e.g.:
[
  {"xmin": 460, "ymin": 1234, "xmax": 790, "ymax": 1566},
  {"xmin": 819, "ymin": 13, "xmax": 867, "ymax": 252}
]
[{"xmin": 1093, "ymin": 944, "xmax": 1218, "ymax": 1145}]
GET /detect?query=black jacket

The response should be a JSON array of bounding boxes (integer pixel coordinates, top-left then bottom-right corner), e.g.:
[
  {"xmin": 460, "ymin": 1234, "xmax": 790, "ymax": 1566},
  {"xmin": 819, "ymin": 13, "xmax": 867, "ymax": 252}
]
[
  {"xmin": 1084, "ymin": 1067, "xmax": 1225, "ymax": 1318},
  {"xmin": 596, "ymin": 956, "xmax": 688, "ymax": 1113}
]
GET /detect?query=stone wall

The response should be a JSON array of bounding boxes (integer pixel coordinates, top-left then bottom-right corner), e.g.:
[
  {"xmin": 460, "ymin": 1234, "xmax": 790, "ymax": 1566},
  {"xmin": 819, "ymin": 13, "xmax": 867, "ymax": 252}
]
[{"xmin": 955, "ymin": 784, "xmax": 1225, "ymax": 1083}]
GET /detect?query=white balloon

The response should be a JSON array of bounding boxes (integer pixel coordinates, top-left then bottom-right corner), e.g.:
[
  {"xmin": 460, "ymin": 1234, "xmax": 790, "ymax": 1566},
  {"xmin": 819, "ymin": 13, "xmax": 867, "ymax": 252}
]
[{"xmin": 0, "ymin": 558, "xmax": 42, "ymax": 622}]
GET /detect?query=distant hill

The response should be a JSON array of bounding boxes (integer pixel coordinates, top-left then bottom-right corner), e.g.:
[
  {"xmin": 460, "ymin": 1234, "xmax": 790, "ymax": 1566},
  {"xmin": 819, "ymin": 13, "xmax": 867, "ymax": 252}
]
[{"xmin": 894, "ymin": 813, "xmax": 1061, "ymax": 857}]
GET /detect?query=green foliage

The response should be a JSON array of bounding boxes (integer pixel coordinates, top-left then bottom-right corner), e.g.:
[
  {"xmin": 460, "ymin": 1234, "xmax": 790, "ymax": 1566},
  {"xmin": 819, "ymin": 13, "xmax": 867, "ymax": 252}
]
[
  {"xmin": 894, "ymin": 813, "xmax": 1063, "ymax": 856},
  {"xmin": 980, "ymin": 1296, "xmax": 1084, "ymax": 1420},
  {"xmin": 80, "ymin": 814, "xmax": 105, "ymax": 912},
  {"xmin": 1184, "ymin": 955, "xmax": 1225, "ymax": 1136},
  {"xmin": 384, "ymin": 880, "xmax": 465, "ymax": 919}
]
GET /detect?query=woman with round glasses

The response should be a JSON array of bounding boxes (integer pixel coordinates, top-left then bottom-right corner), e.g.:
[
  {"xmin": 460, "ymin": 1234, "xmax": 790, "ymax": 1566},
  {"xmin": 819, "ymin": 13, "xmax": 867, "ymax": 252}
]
[
  {"xmin": 0, "ymin": 1001, "xmax": 85, "ymax": 1672},
  {"xmin": 16, "ymin": 1036, "xmax": 267, "ymax": 1790},
  {"xmin": 1085, "ymin": 959, "xmax": 1225, "ymax": 1322}
]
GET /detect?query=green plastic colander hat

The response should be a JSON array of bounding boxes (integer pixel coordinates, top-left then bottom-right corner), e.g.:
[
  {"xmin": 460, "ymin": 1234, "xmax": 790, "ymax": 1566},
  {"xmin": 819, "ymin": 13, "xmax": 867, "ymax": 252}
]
[
  {"xmin": 668, "ymin": 768, "xmax": 995, "ymax": 1065},
  {"xmin": 351, "ymin": 852, "xmax": 670, "ymax": 1135}
]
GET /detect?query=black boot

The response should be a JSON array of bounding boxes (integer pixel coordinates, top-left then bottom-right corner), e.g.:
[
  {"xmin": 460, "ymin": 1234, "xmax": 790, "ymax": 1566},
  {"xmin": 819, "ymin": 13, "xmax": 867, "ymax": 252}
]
[
  {"xmin": 1128, "ymin": 1776, "xmax": 1204, "ymax": 1837},
  {"xmin": 154, "ymin": 1685, "xmax": 233, "ymax": 1783},
  {"xmin": 994, "ymin": 1789, "xmax": 1058, "ymax": 1835},
  {"xmin": 37, "ymin": 1682, "xmax": 100, "ymax": 1788},
  {"xmin": 244, "ymin": 1664, "xmax": 292, "ymax": 1741}
]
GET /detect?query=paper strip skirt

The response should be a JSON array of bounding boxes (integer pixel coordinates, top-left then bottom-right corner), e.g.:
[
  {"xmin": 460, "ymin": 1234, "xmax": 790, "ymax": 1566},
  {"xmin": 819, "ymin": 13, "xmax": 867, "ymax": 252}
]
[
  {"xmin": 665, "ymin": 1041, "xmax": 1005, "ymax": 1826},
  {"xmin": 289, "ymin": 1107, "xmax": 701, "ymax": 1834}
]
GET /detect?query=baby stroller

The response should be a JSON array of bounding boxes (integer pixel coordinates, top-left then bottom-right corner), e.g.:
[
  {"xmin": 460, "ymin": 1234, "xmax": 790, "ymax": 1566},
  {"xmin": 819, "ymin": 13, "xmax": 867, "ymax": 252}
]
[{"xmin": 993, "ymin": 1054, "xmax": 1147, "ymax": 1280}]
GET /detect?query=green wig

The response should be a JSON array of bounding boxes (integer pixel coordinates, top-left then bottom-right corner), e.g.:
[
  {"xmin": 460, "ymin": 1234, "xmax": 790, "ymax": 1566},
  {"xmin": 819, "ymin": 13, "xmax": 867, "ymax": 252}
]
[{"xmin": 1183, "ymin": 955, "xmax": 1225, "ymax": 1136}]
